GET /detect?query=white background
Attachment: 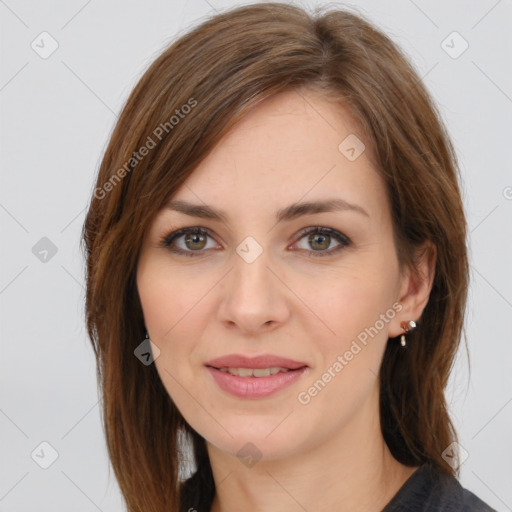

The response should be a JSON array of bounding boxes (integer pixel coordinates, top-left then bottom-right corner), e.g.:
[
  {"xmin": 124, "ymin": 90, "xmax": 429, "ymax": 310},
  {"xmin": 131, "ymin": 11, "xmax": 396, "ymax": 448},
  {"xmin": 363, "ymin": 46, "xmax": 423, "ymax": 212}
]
[{"xmin": 1, "ymin": 1, "xmax": 511, "ymax": 511}]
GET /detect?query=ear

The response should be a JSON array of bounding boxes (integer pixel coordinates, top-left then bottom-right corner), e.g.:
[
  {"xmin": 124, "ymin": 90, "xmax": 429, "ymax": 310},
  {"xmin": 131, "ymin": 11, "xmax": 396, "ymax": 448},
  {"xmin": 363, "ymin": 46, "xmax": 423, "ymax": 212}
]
[{"xmin": 388, "ymin": 240, "xmax": 437, "ymax": 338}]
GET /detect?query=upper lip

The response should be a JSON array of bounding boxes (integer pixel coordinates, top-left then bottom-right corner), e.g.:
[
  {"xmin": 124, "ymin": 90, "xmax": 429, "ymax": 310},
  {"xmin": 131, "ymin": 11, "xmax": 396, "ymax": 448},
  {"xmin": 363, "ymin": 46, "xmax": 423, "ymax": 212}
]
[{"xmin": 205, "ymin": 354, "xmax": 308, "ymax": 370}]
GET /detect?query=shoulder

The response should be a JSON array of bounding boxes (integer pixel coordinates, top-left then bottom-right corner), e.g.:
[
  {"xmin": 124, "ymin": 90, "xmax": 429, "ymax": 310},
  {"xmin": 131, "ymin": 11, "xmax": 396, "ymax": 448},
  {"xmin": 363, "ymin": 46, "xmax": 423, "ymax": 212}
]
[
  {"xmin": 381, "ymin": 462, "xmax": 497, "ymax": 512},
  {"xmin": 460, "ymin": 487, "xmax": 497, "ymax": 512}
]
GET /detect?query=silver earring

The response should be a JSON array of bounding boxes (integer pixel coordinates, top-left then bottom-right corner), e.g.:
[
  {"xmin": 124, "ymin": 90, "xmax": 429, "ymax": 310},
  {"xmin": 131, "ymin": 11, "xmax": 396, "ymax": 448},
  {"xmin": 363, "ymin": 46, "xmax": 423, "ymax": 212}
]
[{"xmin": 400, "ymin": 320, "xmax": 416, "ymax": 347}]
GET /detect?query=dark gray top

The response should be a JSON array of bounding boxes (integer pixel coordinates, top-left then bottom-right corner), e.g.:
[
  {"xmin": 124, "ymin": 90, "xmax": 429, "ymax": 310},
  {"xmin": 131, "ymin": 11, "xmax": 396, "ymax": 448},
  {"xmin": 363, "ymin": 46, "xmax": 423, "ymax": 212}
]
[{"xmin": 381, "ymin": 462, "xmax": 497, "ymax": 511}]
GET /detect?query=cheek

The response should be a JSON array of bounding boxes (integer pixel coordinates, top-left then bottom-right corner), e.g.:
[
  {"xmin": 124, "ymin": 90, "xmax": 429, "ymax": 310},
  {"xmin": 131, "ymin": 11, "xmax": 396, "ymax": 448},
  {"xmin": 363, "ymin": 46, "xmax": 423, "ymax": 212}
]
[
  {"xmin": 309, "ymin": 264, "xmax": 399, "ymax": 400},
  {"xmin": 319, "ymin": 265, "xmax": 396, "ymax": 340},
  {"xmin": 136, "ymin": 261, "xmax": 201, "ymax": 413},
  {"xmin": 137, "ymin": 256, "xmax": 209, "ymax": 341},
  {"xmin": 296, "ymin": 267, "xmax": 396, "ymax": 419},
  {"xmin": 136, "ymin": 257, "xmax": 217, "ymax": 389}
]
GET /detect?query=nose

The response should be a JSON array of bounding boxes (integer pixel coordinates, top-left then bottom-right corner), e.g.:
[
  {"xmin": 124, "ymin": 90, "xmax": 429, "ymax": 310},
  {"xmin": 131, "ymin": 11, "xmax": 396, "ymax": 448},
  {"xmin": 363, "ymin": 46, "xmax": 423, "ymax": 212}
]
[{"xmin": 216, "ymin": 245, "xmax": 291, "ymax": 335}]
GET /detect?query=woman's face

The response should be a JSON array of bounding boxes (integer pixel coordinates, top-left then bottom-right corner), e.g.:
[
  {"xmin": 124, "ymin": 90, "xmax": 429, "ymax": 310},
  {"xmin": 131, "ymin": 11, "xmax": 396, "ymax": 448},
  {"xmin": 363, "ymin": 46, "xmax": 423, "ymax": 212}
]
[{"xmin": 136, "ymin": 89, "xmax": 416, "ymax": 462}]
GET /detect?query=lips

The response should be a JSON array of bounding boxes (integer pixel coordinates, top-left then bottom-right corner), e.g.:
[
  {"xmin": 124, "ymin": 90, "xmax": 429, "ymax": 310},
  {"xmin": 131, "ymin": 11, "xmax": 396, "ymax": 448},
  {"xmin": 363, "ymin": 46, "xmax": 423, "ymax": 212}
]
[
  {"xmin": 205, "ymin": 354, "xmax": 308, "ymax": 371},
  {"xmin": 205, "ymin": 354, "xmax": 309, "ymax": 399}
]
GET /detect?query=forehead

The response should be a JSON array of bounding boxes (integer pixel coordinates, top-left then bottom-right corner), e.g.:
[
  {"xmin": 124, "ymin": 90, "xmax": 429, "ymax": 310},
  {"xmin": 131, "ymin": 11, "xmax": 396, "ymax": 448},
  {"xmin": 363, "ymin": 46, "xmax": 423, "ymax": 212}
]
[{"xmin": 171, "ymin": 89, "xmax": 387, "ymax": 221}]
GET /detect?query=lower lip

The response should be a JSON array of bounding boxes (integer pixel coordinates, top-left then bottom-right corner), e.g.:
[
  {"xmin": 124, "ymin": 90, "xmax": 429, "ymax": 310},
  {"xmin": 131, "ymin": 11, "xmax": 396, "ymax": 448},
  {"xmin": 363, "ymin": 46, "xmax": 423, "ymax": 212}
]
[{"xmin": 206, "ymin": 366, "xmax": 308, "ymax": 399}]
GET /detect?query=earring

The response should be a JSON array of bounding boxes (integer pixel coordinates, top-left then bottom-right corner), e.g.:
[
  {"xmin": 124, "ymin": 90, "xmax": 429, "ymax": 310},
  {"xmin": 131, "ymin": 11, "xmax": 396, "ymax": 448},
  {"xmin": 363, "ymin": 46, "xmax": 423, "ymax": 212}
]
[{"xmin": 400, "ymin": 320, "xmax": 416, "ymax": 347}]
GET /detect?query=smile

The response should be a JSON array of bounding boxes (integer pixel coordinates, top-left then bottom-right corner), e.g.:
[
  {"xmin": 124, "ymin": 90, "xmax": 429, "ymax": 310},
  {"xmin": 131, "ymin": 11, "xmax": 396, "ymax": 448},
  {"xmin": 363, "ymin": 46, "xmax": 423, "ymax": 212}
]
[
  {"xmin": 217, "ymin": 367, "xmax": 291, "ymax": 377},
  {"xmin": 206, "ymin": 366, "xmax": 308, "ymax": 400}
]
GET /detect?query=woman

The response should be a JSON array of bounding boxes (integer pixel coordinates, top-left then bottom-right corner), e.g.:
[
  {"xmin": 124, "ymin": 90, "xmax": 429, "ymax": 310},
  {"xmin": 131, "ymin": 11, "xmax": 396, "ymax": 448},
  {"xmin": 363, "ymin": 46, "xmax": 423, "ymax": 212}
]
[{"xmin": 82, "ymin": 3, "xmax": 496, "ymax": 511}]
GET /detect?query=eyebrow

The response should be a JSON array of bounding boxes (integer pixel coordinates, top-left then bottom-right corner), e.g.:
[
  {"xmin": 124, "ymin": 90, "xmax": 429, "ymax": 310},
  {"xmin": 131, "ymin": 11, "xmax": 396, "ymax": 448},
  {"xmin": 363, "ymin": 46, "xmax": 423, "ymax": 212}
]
[{"xmin": 165, "ymin": 198, "xmax": 370, "ymax": 223}]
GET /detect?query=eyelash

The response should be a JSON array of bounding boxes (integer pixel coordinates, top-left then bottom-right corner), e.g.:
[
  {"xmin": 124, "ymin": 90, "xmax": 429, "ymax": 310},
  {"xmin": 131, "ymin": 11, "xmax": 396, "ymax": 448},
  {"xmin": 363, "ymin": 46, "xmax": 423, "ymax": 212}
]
[{"xmin": 159, "ymin": 226, "xmax": 351, "ymax": 258}]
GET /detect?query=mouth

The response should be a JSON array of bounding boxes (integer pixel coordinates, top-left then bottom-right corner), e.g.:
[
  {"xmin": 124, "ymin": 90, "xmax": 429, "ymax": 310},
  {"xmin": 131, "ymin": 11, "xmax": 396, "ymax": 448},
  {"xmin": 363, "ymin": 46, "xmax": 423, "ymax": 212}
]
[
  {"xmin": 214, "ymin": 366, "xmax": 295, "ymax": 377},
  {"xmin": 205, "ymin": 354, "xmax": 309, "ymax": 399}
]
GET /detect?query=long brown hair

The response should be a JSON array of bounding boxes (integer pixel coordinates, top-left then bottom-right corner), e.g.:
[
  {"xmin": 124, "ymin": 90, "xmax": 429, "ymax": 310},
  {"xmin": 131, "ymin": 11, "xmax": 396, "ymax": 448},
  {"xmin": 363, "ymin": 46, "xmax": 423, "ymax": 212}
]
[{"xmin": 81, "ymin": 3, "xmax": 469, "ymax": 511}]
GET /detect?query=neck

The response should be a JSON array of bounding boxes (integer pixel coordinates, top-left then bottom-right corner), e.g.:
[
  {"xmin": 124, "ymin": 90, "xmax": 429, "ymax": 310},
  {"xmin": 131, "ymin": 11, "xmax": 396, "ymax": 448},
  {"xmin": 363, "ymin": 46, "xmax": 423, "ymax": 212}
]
[{"xmin": 207, "ymin": 387, "xmax": 419, "ymax": 512}]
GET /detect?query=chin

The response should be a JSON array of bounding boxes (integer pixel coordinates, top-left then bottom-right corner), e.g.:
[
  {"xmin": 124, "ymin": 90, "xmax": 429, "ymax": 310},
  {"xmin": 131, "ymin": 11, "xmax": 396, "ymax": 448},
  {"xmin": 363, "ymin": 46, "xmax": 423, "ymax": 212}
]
[{"xmin": 201, "ymin": 416, "xmax": 307, "ymax": 463}]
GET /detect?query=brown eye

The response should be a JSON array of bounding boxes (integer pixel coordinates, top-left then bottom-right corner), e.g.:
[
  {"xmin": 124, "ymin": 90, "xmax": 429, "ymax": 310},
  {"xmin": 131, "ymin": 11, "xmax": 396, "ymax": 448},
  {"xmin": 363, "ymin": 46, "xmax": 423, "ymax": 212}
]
[
  {"xmin": 308, "ymin": 232, "xmax": 331, "ymax": 251},
  {"xmin": 293, "ymin": 227, "xmax": 351, "ymax": 257},
  {"xmin": 160, "ymin": 226, "xmax": 351, "ymax": 258},
  {"xmin": 184, "ymin": 232, "xmax": 207, "ymax": 250},
  {"xmin": 161, "ymin": 227, "xmax": 218, "ymax": 257}
]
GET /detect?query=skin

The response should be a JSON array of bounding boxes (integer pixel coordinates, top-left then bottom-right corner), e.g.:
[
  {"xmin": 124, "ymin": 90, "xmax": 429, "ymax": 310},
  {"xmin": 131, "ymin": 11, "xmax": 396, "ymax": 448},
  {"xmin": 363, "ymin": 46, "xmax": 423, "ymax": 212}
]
[{"xmin": 136, "ymin": 88, "xmax": 436, "ymax": 512}]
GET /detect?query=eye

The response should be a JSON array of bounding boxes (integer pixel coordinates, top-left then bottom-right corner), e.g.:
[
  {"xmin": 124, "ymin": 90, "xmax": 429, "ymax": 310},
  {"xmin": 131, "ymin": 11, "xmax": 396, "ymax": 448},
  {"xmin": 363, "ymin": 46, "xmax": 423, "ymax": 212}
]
[
  {"xmin": 291, "ymin": 226, "xmax": 351, "ymax": 257},
  {"xmin": 159, "ymin": 226, "xmax": 351, "ymax": 258},
  {"xmin": 159, "ymin": 227, "xmax": 219, "ymax": 257}
]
